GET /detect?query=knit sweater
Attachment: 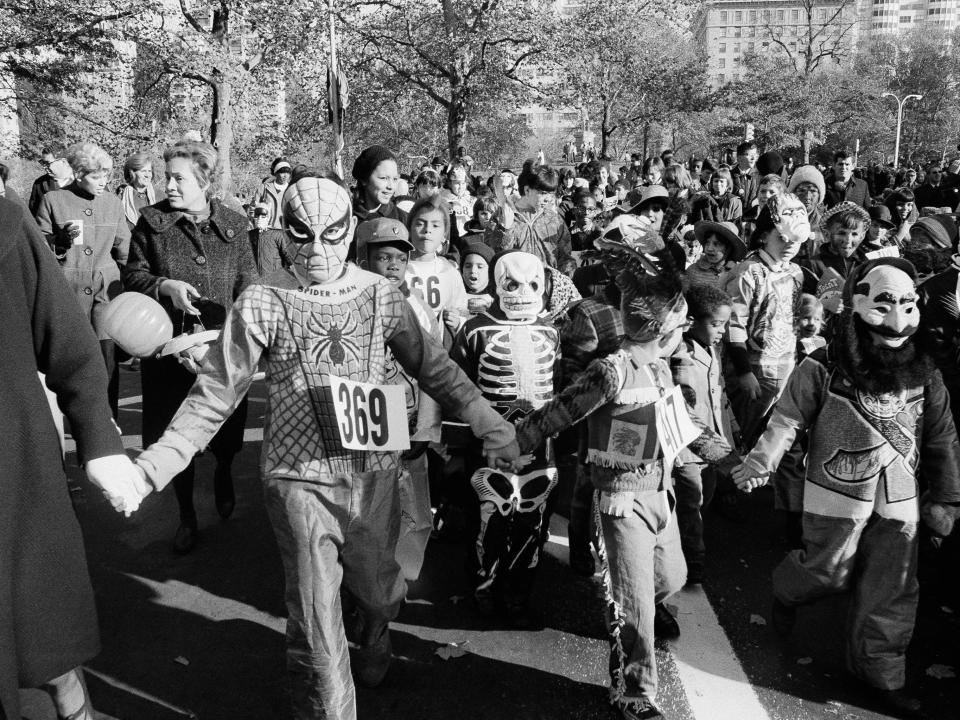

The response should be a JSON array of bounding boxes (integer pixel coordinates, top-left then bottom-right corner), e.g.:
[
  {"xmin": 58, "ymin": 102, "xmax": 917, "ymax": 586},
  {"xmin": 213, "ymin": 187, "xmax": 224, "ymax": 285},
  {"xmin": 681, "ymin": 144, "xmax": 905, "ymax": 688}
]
[{"xmin": 516, "ymin": 343, "xmax": 738, "ymax": 493}]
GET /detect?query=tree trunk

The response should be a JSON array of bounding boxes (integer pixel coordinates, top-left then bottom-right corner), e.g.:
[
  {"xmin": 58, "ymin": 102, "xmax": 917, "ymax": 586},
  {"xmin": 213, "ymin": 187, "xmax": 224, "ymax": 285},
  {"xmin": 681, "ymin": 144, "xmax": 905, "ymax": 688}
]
[
  {"xmin": 600, "ymin": 101, "xmax": 611, "ymax": 159},
  {"xmin": 642, "ymin": 123, "xmax": 650, "ymax": 159},
  {"xmin": 210, "ymin": 78, "xmax": 234, "ymax": 199},
  {"xmin": 801, "ymin": 128, "xmax": 811, "ymax": 165},
  {"xmin": 447, "ymin": 86, "xmax": 468, "ymax": 162}
]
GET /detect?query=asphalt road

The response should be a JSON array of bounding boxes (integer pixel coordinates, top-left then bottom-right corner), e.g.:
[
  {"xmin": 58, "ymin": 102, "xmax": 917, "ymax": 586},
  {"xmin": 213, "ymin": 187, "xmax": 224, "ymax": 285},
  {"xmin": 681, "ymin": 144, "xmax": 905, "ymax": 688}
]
[{"xmin": 18, "ymin": 368, "xmax": 960, "ymax": 719}]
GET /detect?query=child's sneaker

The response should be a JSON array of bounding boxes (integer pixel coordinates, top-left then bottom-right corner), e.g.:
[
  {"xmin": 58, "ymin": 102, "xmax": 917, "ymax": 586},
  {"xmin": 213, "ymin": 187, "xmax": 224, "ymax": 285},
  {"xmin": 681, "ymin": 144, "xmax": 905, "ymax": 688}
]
[{"xmin": 620, "ymin": 699, "xmax": 664, "ymax": 720}]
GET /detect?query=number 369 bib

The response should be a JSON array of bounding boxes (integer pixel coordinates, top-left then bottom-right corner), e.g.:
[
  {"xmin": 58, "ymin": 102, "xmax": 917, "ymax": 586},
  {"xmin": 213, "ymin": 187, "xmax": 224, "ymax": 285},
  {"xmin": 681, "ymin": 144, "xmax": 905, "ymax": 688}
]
[{"xmin": 328, "ymin": 375, "xmax": 410, "ymax": 451}]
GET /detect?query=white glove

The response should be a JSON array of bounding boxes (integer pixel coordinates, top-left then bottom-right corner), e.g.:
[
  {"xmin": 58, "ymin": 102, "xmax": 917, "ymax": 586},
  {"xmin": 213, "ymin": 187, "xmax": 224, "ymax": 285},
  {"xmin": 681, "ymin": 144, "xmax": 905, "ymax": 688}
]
[{"xmin": 85, "ymin": 454, "xmax": 148, "ymax": 516}]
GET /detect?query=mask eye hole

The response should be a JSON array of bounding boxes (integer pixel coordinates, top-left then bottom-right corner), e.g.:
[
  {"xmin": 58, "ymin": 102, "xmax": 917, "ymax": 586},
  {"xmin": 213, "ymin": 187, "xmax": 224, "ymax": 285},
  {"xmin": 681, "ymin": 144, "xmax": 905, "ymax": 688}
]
[
  {"xmin": 531, "ymin": 282, "xmax": 540, "ymax": 293},
  {"xmin": 321, "ymin": 220, "xmax": 349, "ymax": 243},
  {"xmin": 505, "ymin": 280, "xmax": 519, "ymax": 292}
]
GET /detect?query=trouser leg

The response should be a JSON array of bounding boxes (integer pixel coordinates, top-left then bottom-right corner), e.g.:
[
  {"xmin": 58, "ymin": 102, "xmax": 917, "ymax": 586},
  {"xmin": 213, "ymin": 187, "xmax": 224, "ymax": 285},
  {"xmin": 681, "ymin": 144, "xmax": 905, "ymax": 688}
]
[
  {"xmin": 569, "ymin": 461, "xmax": 595, "ymax": 550},
  {"xmin": 672, "ymin": 462, "xmax": 706, "ymax": 566},
  {"xmin": 597, "ymin": 488, "xmax": 685, "ymax": 706},
  {"xmin": 503, "ymin": 505, "xmax": 548, "ymax": 606},
  {"xmin": 773, "ymin": 512, "xmax": 866, "ymax": 605},
  {"xmin": 263, "ymin": 477, "xmax": 354, "ymax": 720},
  {"xmin": 846, "ymin": 516, "xmax": 919, "ymax": 690},
  {"xmin": 172, "ymin": 461, "xmax": 198, "ymax": 522},
  {"xmin": 396, "ymin": 454, "xmax": 433, "ymax": 582},
  {"xmin": 340, "ymin": 470, "xmax": 406, "ymax": 650},
  {"xmin": 474, "ymin": 501, "xmax": 506, "ymax": 601},
  {"xmin": 99, "ymin": 339, "xmax": 118, "ymax": 420}
]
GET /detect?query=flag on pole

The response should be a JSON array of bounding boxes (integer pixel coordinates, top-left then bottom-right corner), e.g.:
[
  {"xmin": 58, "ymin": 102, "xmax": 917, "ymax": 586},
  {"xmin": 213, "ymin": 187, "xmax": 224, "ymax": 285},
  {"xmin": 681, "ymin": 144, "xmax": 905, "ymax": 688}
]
[{"xmin": 327, "ymin": 0, "xmax": 348, "ymax": 177}]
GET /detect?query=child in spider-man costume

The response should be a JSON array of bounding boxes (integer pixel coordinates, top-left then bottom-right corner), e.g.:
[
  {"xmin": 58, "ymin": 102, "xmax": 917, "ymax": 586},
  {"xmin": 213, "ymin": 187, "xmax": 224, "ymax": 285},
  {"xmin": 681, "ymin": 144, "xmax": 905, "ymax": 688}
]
[
  {"xmin": 129, "ymin": 169, "xmax": 519, "ymax": 720},
  {"xmin": 450, "ymin": 250, "xmax": 559, "ymax": 626}
]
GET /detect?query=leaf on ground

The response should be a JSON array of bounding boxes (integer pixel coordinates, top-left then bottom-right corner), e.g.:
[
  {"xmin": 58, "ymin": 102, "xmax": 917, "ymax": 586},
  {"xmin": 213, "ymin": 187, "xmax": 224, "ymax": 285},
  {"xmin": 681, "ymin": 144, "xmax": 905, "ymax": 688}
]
[
  {"xmin": 749, "ymin": 614, "xmax": 767, "ymax": 626},
  {"xmin": 449, "ymin": 595, "xmax": 464, "ymax": 605},
  {"xmin": 435, "ymin": 641, "xmax": 469, "ymax": 660},
  {"xmin": 940, "ymin": 605, "xmax": 954, "ymax": 615},
  {"xmin": 796, "ymin": 657, "xmax": 813, "ymax": 665},
  {"xmin": 174, "ymin": 656, "xmax": 190, "ymax": 666},
  {"xmin": 926, "ymin": 663, "xmax": 956, "ymax": 679}
]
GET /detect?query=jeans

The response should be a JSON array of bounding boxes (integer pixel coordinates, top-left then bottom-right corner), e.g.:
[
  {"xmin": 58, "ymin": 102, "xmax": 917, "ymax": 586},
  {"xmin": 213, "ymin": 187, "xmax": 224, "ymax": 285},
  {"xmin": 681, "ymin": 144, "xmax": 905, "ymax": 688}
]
[
  {"xmin": 597, "ymin": 488, "xmax": 686, "ymax": 706},
  {"xmin": 264, "ymin": 471, "xmax": 405, "ymax": 720}
]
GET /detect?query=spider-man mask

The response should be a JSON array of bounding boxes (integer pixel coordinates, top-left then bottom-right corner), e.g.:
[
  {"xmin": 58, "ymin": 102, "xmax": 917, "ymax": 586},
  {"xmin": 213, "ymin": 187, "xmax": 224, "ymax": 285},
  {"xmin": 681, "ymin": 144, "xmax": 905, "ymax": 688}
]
[{"xmin": 281, "ymin": 177, "xmax": 356, "ymax": 285}]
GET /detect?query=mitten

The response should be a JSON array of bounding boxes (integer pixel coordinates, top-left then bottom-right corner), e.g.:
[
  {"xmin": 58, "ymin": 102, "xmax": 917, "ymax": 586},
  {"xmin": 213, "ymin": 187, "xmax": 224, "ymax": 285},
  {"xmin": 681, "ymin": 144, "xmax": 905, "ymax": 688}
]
[{"xmin": 920, "ymin": 496, "xmax": 957, "ymax": 538}]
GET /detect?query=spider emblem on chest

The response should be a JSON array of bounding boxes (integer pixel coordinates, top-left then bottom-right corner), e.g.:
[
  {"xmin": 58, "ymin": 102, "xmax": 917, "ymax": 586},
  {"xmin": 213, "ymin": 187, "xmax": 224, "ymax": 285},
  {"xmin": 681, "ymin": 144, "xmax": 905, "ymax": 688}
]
[{"xmin": 307, "ymin": 312, "xmax": 362, "ymax": 366}]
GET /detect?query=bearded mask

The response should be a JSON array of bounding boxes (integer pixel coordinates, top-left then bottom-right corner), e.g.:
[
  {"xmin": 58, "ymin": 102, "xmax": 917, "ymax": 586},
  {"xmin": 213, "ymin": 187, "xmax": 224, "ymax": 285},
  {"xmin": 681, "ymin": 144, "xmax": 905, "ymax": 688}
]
[
  {"xmin": 281, "ymin": 177, "xmax": 355, "ymax": 285},
  {"xmin": 493, "ymin": 251, "xmax": 545, "ymax": 320},
  {"xmin": 850, "ymin": 263, "xmax": 919, "ymax": 348}
]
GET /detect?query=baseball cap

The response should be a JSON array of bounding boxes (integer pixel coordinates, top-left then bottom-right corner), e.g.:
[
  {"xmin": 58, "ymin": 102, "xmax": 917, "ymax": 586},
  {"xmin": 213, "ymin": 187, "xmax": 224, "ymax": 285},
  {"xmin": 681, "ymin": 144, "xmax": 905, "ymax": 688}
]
[{"xmin": 357, "ymin": 218, "xmax": 413, "ymax": 251}]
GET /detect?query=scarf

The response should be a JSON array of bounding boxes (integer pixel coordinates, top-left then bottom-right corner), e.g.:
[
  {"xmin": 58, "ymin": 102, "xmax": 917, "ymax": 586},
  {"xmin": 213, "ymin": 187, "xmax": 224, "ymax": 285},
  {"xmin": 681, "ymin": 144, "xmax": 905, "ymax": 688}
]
[{"xmin": 119, "ymin": 183, "xmax": 156, "ymax": 226}]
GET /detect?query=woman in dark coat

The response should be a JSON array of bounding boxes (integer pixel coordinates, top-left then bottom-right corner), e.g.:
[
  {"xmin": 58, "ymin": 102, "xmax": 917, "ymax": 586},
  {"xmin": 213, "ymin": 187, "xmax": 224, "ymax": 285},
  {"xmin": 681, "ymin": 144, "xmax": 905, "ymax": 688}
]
[
  {"xmin": 123, "ymin": 141, "xmax": 258, "ymax": 554},
  {"xmin": 0, "ymin": 197, "xmax": 132, "ymax": 720}
]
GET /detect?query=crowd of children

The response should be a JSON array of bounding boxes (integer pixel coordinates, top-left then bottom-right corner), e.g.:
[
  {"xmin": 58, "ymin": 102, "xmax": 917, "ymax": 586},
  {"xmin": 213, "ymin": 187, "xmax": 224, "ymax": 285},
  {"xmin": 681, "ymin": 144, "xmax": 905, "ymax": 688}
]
[{"xmin": 12, "ymin": 138, "xmax": 960, "ymax": 720}]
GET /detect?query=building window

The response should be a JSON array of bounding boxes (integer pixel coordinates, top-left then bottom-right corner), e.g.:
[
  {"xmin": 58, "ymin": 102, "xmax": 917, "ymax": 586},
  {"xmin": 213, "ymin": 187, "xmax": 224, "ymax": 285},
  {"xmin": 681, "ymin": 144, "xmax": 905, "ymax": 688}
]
[
  {"xmin": 719, "ymin": 58, "xmax": 726, "ymax": 68},
  {"xmin": 791, "ymin": 9, "xmax": 799, "ymax": 20},
  {"xmin": 720, "ymin": 10, "xmax": 727, "ymax": 22},
  {"xmin": 735, "ymin": 10, "xmax": 742, "ymax": 21},
  {"xmin": 900, "ymin": 16, "xmax": 911, "ymax": 23},
  {"xmin": 749, "ymin": 10, "xmax": 756, "ymax": 21},
  {"xmin": 734, "ymin": 42, "xmax": 741, "ymax": 52},
  {"xmin": 748, "ymin": 42, "xmax": 755, "ymax": 51},
  {"xmin": 734, "ymin": 27, "xmax": 741, "ymax": 37},
  {"xmin": 719, "ymin": 43, "xmax": 727, "ymax": 52},
  {"xmin": 718, "ymin": 73, "xmax": 726, "ymax": 83},
  {"xmin": 777, "ymin": 9, "xmax": 784, "ymax": 20}
]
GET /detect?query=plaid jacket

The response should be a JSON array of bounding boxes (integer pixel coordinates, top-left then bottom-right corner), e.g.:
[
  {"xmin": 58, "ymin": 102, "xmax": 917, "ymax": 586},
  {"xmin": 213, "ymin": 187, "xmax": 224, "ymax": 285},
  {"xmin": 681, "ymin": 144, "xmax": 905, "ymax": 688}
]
[{"xmin": 559, "ymin": 292, "xmax": 623, "ymax": 386}]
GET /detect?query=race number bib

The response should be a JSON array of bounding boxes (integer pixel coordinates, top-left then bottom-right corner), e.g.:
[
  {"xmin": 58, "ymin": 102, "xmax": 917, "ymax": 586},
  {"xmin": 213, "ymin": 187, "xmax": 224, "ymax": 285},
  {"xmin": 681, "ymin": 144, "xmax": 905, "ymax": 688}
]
[
  {"xmin": 409, "ymin": 275, "xmax": 442, "ymax": 310},
  {"xmin": 654, "ymin": 386, "xmax": 700, "ymax": 467},
  {"xmin": 328, "ymin": 375, "xmax": 410, "ymax": 451}
]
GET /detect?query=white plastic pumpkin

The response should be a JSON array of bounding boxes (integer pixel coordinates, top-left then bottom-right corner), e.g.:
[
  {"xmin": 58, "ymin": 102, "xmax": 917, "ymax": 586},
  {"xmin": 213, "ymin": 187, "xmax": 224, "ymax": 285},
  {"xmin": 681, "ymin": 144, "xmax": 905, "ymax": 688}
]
[{"xmin": 100, "ymin": 292, "xmax": 174, "ymax": 357}]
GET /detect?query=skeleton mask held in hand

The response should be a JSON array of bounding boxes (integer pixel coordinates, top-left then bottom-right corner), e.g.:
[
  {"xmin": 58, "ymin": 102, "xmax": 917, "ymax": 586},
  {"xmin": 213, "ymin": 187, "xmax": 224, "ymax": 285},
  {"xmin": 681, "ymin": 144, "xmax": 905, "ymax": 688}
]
[
  {"xmin": 850, "ymin": 262, "xmax": 919, "ymax": 349},
  {"xmin": 282, "ymin": 177, "xmax": 355, "ymax": 285},
  {"xmin": 493, "ymin": 251, "xmax": 545, "ymax": 321}
]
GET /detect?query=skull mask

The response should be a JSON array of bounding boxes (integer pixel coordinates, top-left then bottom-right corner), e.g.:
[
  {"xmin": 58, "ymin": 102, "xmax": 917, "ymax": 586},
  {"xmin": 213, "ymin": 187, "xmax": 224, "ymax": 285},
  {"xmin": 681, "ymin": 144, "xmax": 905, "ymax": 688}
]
[
  {"xmin": 493, "ymin": 251, "xmax": 545, "ymax": 321},
  {"xmin": 850, "ymin": 263, "xmax": 919, "ymax": 348},
  {"xmin": 281, "ymin": 177, "xmax": 355, "ymax": 285}
]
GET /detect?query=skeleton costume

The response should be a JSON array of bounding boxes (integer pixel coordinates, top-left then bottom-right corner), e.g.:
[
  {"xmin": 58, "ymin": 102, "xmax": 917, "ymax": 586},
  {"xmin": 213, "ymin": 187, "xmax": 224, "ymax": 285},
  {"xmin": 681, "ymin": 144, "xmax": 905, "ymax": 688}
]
[
  {"xmin": 515, "ymin": 228, "xmax": 739, "ymax": 716},
  {"xmin": 740, "ymin": 258, "xmax": 960, "ymax": 694},
  {"xmin": 135, "ymin": 176, "xmax": 515, "ymax": 720},
  {"xmin": 451, "ymin": 251, "xmax": 560, "ymax": 612}
]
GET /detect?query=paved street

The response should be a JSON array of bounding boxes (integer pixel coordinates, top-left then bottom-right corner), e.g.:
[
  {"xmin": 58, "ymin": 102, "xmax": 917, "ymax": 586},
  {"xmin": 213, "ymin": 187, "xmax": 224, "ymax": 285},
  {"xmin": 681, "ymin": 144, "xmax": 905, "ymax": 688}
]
[{"xmin": 19, "ymin": 368, "xmax": 960, "ymax": 719}]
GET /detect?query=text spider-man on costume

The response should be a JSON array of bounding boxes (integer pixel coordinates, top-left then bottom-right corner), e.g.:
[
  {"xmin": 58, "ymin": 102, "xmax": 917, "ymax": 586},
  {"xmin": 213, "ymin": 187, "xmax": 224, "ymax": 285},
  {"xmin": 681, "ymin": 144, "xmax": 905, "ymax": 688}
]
[{"xmin": 129, "ymin": 167, "xmax": 520, "ymax": 720}]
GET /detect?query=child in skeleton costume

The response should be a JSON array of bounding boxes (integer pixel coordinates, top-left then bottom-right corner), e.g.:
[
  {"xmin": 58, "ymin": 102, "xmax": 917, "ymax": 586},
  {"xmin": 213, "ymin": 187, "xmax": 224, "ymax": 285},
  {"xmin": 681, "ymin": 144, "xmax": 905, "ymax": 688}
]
[
  {"xmin": 450, "ymin": 250, "xmax": 560, "ymax": 623},
  {"xmin": 733, "ymin": 258, "xmax": 960, "ymax": 719},
  {"xmin": 514, "ymin": 227, "xmax": 740, "ymax": 720},
  {"xmin": 130, "ymin": 173, "xmax": 519, "ymax": 720},
  {"xmin": 358, "ymin": 217, "xmax": 441, "ymax": 582}
]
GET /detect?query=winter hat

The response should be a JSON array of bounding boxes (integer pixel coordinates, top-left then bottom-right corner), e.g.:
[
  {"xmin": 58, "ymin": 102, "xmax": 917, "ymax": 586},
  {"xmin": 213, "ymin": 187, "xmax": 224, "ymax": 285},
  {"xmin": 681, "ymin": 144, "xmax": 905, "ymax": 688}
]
[
  {"xmin": 757, "ymin": 151, "xmax": 784, "ymax": 177},
  {"xmin": 822, "ymin": 201, "xmax": 871, "ymax": 228},
  {"xmin": 460, "ymin": 240, "xmax": 494, "ymax": 268},
  {"xmin": 868, "ymin": 205, "xmax": 896, "ymax": 229},
  {"xmin": 913, "ymin": 215, "xmax": 958, "ymax": 251},
  {"xmin": 352, "ymin": 145, "xmax": 396, "ymax": 183},
  {"xmin": 271, "ymin": 157, "xmax": 292, "ymax": 174},
  {"xmin": 694, "ymin": 220, "xmax": 746, "ymax": 261},
  {"xmin": 787, "ymin": 165, "xmax": 826, "ymax": 201}
]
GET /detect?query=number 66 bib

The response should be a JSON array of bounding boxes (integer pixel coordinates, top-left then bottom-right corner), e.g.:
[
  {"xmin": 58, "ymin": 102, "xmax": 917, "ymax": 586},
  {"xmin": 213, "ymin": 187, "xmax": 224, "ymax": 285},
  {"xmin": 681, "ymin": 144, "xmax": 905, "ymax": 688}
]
[{"xmin": 328, "ymin": 375, "xmax": 410, "ymax": 451}]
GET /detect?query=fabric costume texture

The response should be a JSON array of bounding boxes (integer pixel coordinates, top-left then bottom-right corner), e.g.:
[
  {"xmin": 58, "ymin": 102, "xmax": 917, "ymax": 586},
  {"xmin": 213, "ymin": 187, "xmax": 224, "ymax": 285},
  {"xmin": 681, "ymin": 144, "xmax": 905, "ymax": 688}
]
[
  {"xmin": 136, "ymin": 263, "xmax": 514, "ymax": 720},
  {"xmin": 515, "ymin": 346, "xmax": 738, "ymax": 707},
  {"xmin": 0, "ymin": 198, "xmax": 124, "ymax": 720},
  {"xmin": 452, "ymin": 307, "xmax": 560, "ymax": 605},
  {"xmin": 725, "ymin": 248, "xmax": 803, "ymax": 446},
  {"xmin": 741, "ymin": 346, "xmax": 960, "ymax": 689}
]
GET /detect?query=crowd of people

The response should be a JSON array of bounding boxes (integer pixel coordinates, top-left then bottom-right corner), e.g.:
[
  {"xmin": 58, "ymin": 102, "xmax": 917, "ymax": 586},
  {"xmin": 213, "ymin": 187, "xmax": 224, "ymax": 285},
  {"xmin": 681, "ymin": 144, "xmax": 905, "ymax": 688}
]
[{"xmin": 3, "ymin": 136, "xmax": 960, "ymax": 720}]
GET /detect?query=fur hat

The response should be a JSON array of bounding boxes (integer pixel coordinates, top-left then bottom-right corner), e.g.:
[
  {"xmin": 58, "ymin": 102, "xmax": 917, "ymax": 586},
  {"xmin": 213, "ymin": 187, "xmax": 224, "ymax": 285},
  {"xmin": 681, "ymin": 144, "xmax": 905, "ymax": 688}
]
[
  {"xmin": 787, "ymin": 165, "xmax": 826, "ymax": 201},
  {"xmin": 352, "ymin": 145, "xmax": 396, "ymax": 183}
]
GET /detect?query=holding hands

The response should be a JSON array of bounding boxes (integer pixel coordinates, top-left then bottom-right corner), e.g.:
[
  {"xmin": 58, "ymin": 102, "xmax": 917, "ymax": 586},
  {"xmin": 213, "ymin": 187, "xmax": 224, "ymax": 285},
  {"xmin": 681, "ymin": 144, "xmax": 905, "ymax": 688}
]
[
  {"xmin": 731, "ymin": 463, "xmax": 769, "ymax": 493},
  {"xmin": 85, "ymin": 454, "xmax": 153, "ymax": 516}
]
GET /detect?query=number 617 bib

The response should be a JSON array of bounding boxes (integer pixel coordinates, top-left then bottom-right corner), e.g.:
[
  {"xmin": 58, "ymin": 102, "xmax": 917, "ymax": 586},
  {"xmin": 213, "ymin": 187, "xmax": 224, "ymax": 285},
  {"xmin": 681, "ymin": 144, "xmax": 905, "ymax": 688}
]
[{"xmin": 328, "ymin": 375, "xmax": 410, "ymax": 451}]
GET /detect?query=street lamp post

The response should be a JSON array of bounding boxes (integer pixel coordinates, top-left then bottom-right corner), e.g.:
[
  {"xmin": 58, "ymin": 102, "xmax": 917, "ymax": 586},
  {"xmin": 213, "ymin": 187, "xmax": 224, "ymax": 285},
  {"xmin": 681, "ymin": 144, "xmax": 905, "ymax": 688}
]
[{"xmin": 882, "ymin": 91, "xmax": 922, "ymax": 170}]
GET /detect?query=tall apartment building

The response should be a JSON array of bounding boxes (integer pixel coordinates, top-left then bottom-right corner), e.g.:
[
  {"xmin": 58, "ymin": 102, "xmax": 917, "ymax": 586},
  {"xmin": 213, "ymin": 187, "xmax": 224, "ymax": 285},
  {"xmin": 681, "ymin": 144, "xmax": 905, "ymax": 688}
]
[
  {"xmin": 857, "ymin": 0, "xmax": 960, "ymax": 35},
  {"xmin": 693, "ymin": 1, "xmax": 859, "ymax": 87}
]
